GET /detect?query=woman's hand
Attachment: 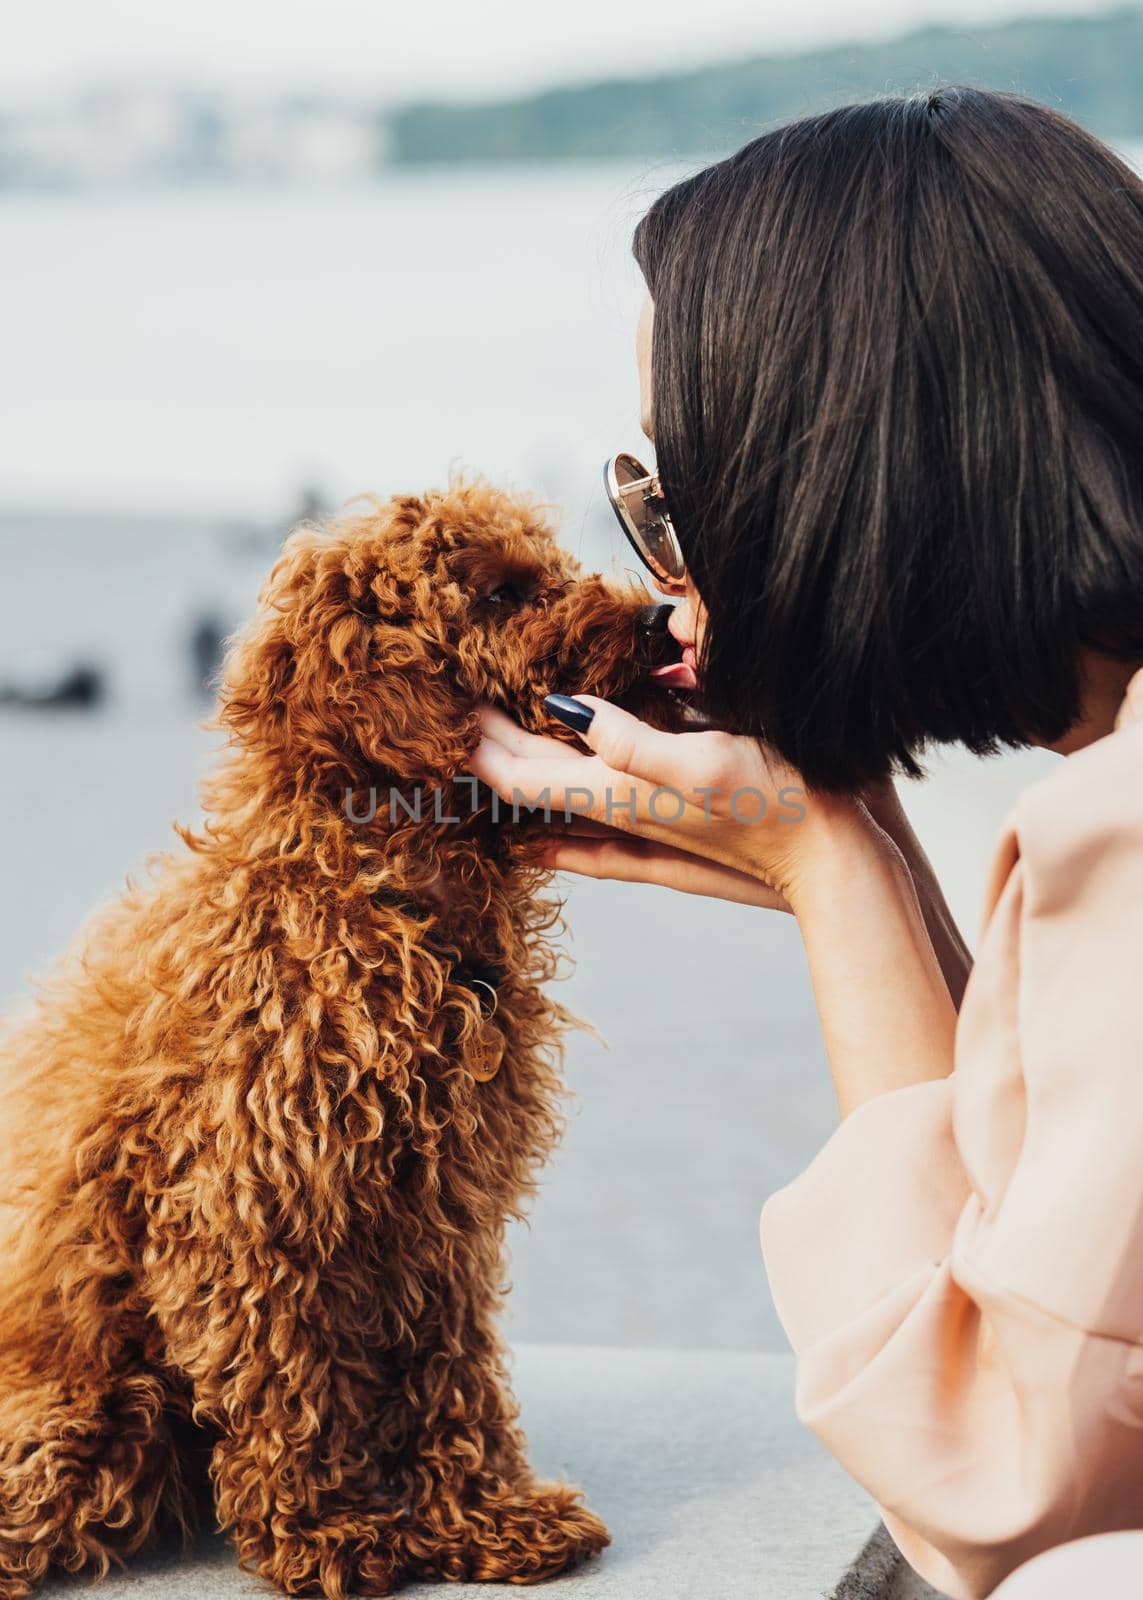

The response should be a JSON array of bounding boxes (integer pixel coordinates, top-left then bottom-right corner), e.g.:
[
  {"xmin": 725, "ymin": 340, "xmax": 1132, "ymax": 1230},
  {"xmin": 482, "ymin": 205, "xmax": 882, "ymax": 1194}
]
[
  {"xmin": 470, "ymin": 696, "xmax": 868, "ymax": 907},
  {"xmin": 473, "ymin": 701, "xmax": 791, "ymax": 907},
  {"xmin": 471, "ymin": 696, "xmax": 959, "ymax": 1117}
]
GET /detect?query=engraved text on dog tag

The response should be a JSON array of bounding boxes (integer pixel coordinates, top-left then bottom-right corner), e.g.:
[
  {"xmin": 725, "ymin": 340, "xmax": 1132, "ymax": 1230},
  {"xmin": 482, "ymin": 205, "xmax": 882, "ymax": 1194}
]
[{"xmin": 468, "ymin": 1018, "xmax": 506, "ymax": 1082}]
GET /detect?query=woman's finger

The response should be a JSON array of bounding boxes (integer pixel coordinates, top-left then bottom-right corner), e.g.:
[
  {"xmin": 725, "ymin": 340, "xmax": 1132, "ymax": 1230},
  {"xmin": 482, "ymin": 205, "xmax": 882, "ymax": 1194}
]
[
  {"xmin": 469, "ymin": 734, "xmax": 611, "ymax": 810},
  {"xmin": 545, "ymin": 815, "xmax": 621, "ymax": 839},
  {"xmin": 538, "ymin": 831, "xmax": 790, "ymax": 909},
  {"xmin": 563, "ymin": 695, "xmax": 780, "ymax": 810},
  {"xmin": 474, "ymin": 702, "xmax": 738, "ymax": 832},
  {"xmin": 565, "ymin": 695, "xmax": 713, "ymax": 791},
  {"xmin": 541, "ymin": 832, "xmax": 700, "ymax": 884}
]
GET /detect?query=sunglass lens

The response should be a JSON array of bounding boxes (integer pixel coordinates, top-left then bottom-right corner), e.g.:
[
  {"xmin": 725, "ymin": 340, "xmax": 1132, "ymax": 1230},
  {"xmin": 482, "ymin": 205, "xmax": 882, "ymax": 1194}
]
[
  {"xmin": 640, "ymin": 512, "xmax": 684, "ymax": 583},
  {"xmin": 607, "ymin": 454, "xmax": 686, "ymax": 587}
]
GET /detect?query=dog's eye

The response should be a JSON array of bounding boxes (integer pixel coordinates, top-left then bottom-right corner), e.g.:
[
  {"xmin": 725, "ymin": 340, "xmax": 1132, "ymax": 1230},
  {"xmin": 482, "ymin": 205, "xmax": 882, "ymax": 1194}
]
[{"xmin": 483, "ymin": 582, "xmax": 530, "ymax": 609}]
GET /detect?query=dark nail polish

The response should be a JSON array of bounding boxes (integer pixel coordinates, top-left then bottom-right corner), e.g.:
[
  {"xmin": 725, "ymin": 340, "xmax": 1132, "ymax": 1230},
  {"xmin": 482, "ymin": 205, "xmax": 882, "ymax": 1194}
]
[{"xmin": 544, "ymin": 694, "xmax": 595, "ymax": 734}]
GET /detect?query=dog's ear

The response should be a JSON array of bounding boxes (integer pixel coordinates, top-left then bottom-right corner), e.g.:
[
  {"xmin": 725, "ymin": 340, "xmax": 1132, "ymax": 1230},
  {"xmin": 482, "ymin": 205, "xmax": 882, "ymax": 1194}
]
[{"xmin": 218, "ymin": 525, "xmax": 478, "ymax": 785}]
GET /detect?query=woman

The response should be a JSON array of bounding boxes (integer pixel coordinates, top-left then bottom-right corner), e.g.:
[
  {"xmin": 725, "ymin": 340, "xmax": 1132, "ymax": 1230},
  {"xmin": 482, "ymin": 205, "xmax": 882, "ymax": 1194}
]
[{"xmin": 470, "ymin": 88, "xmax": 1143, "ymax": 1598}]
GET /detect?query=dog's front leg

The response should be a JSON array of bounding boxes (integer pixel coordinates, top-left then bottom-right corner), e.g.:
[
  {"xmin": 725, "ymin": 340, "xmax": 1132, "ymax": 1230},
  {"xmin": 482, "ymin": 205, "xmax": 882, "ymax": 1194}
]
[
  {"xmin": 385, "ymin": 1268, "xmax": 610, "ymax": 1585},
  {"xmin": 146, "ymin": 1142, "xmax": 414, "ymax": 1600},
  {"xmin": 153, "ymin": 1265, "xmax": 406, "ymax": 1600}
]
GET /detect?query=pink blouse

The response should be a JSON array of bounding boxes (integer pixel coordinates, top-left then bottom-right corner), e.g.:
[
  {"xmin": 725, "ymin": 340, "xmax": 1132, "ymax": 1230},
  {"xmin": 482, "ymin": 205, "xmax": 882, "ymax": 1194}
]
[{"xmin": 760, "ymin": 678, "xmax": 1143, "ymax": 1600}]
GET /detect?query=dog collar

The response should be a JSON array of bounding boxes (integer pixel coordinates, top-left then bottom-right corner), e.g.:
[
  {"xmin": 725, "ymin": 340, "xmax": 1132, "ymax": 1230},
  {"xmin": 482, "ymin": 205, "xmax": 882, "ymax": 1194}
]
[
  {"xmin": 370, "ymin": 886, "xmax": 503, "ymax": 1015},
  {"xmin": 449, "ymin": 960, "xmax": 504, "ymax": 1017}
]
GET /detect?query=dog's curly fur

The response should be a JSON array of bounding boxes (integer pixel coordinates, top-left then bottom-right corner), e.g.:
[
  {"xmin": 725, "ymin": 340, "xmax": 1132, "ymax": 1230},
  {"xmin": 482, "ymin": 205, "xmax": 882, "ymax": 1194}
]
[{"xmin": 0, "ymin": 478, "xmax": 680, "ymax": 1599}]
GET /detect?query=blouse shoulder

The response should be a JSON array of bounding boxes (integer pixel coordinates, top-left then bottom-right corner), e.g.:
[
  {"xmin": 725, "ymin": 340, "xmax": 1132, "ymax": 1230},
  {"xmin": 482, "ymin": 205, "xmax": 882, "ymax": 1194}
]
[
  {"xmin": 990, "ymin": 716, "xmax": 1143, "ymax": 927},
  {"xmin": 955, "ymin": 712, "xmax": 1143, "ymax": 1343}
]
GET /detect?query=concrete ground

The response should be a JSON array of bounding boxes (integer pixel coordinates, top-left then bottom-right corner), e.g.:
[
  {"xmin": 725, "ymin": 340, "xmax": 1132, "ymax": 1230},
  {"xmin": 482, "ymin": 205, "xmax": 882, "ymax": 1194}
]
[{"xmin": 34, "ymin": 1346, "xmax": 945, "ymax": 1600}]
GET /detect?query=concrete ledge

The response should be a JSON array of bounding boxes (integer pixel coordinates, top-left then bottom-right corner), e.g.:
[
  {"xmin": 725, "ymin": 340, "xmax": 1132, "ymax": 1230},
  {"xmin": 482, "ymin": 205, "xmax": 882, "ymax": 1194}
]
[
  {"xmin": 35, "ymin": 1345, "xmax": 920, "ymax": 1598},
  {"xmin": 832, "ymin": 1524, "xmax": 948, "ymax": 1600}
]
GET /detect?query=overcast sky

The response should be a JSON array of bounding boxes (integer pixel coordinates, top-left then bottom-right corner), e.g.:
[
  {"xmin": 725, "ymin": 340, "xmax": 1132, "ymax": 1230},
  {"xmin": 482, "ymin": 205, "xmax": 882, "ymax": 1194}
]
[{"xmin": 4, "ymin": 0, "xmax": 1123, "ymax": 105}]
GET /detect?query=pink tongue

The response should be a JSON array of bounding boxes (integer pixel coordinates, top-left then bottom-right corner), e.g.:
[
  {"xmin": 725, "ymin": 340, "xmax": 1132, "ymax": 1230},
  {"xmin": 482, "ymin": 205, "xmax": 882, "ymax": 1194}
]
[{"xmin": 650, "ymin": 660, "xmax": 698, "ymax": 690}]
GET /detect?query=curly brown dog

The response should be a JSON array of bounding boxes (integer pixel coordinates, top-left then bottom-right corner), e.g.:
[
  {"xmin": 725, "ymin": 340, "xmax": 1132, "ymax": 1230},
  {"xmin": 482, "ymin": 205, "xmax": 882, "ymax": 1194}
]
[{"xmin": 0, "ymin": 478, "xmax": 685, "ymax": 1600}]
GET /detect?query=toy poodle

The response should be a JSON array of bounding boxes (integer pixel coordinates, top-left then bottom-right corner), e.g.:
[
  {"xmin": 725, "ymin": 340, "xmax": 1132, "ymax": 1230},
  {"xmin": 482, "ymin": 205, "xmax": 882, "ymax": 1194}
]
[{"xmin": 0, "ymin": 477, "xmax": 686, "ymax": 1599}]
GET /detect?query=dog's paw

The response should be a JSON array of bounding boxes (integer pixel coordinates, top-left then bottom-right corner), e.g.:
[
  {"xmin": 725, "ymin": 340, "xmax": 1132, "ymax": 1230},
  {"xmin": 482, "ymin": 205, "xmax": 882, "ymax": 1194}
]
[
  {"xmin": 401, "ymin": 1480, "xmax": 610, "ymax": 1584},
  {"xmin": 240, "ymin": 1525, "xmax": 403, "ymax": 1599},
  {"xmin": 352, "ymin": 1539, "xmax": 404, "ymax": 1598}
]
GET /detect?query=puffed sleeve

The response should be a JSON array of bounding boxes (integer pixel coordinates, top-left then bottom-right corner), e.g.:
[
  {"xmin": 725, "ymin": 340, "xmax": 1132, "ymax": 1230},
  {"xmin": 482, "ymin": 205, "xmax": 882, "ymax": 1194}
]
[{"xmin": 760, "ymin": 718, "xmax": 1143, "ymax": 1600}]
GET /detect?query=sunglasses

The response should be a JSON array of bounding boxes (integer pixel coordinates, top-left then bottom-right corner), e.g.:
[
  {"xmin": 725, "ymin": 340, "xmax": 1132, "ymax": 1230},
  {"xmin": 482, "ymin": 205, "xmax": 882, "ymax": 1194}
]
[{"xmin": 603, "ymin": 452, "xmax": 687, "ymax": 595}]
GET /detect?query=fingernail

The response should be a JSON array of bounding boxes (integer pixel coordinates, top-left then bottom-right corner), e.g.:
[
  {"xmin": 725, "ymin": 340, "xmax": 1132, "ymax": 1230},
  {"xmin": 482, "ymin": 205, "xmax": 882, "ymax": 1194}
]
[{"xmin": 543, "ymin": 694, "xmax": 595, "ymax": 734}]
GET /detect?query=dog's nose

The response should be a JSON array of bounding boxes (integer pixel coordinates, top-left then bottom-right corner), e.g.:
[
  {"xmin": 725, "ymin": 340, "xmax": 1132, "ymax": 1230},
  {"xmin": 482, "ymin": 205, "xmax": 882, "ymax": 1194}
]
[{"xmin": 636, "ymin": 603, "xmax": 675, "ymax": 635}]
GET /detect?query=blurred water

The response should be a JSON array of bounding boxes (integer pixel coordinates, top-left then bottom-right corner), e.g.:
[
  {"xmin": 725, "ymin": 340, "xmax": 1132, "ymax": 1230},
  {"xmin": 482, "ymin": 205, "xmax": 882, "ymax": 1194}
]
[
  {"xmin": 0, "ymin": 167, "xmax": 691, "ymax": 529},
  {"xmin": 0, "ymin": 168, "xmax": 1062, "ymax": 1350}
]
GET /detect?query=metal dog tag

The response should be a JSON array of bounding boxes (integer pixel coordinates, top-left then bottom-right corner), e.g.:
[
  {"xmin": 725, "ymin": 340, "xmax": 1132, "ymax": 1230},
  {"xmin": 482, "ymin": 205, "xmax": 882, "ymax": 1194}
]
[
  {"xmin": 453, "ymin": 974, "xmax": 505, "ymax": 1082},
  {"xmin": 468, "ymin": 1017, "xmax": 506, "ymax": 1083}
]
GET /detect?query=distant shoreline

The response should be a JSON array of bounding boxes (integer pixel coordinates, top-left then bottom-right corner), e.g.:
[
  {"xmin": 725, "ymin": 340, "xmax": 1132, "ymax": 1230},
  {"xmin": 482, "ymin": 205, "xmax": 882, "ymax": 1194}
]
[{"xmin": 2, "ymin": 9, "xmax": 1140, "ymax": 188}]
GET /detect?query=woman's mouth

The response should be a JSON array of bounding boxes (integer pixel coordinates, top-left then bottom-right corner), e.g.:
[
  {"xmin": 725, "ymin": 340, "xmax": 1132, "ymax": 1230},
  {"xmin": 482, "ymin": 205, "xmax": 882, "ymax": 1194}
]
[{"xmin": 649, "ymin": 644, "xmax": 697, "ymax": 692}]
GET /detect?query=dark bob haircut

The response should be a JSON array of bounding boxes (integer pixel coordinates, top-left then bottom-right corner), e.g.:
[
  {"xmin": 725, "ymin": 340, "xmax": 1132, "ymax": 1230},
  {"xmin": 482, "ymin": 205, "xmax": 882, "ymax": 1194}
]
[{"xmin": 633, "ymin": 87, "xmax": 1143, "ymax": 791}]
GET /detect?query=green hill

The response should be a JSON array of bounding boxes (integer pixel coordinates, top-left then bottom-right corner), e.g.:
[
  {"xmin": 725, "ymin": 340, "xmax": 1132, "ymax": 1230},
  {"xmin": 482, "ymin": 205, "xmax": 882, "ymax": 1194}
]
[{"xmin": 387, "ymin": 8, "xmax": 1143, "ymax": 163}]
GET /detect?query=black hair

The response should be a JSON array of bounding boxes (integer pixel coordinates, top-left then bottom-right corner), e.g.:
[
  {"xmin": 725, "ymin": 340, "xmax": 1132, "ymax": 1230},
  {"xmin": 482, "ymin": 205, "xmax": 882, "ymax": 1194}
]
[{"xmin": 633, "ymin": 87, "xmax": 1143, "ymax": 791}]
